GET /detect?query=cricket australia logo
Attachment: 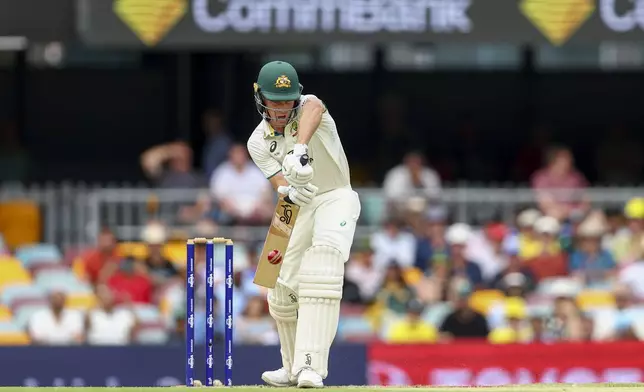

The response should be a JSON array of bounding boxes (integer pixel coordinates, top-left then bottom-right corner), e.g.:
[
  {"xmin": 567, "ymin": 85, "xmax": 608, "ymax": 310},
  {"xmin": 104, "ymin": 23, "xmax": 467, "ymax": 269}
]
[
  {"xmin": 207, "ymin": 355, "xmax": 214, "ymax": 367},
  {"xmin": 275, "ymin": 75, "xmax": 291, "ymax": 89},
  {"xmin": 225, "ymin": 275, "xmax": 233, "ymax": 289},
  {"xmin": 226, "ymin": 315, "xmax": 233, "ymax": 329},
  {"xmin": 207, "ymin": 314, "xmax": 214, "ymax": 328},
  {"xmin": 206, "ymin": 274, "xmax": 214, "ymax": 287},
  {"xmin": 280, "ymin": 204, "xmax": 293, "ymax": 225},
  {"xmin": 226, "ymin": 355, "xmax": 233, "ymax": 369}
]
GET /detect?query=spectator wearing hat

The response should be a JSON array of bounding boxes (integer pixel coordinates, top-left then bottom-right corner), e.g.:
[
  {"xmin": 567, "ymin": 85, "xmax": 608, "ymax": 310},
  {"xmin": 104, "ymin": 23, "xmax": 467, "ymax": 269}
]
[
  {"xmin": 530, "ymin": 145, "xmax": 589, "ymax": 221},
  {"xmin": 141, "ymin": 222, "xmax": 179, "ymax": 287},
  {"xmin": 439, "ymin": 278, "xmax": 489, "ymax": 341},
  {"xmin": 515, "ymin": 208, "xmax": 542, "ymax": 260},
  {"xmin": 444, "ymin": 223, "xmax": 484, "ymax": 290},
  {"xmin": 414, "ymin": 206, "xmax": 449, "ymax": 274},
  {"xmin": 466, "ymin": 222, "xmax": 510, "ymax": 282},
  {"xmin": 524, "ymin": 216, "xmax": 568, "ymax": 282},
  {"xmin": 386, "ymin": 299, "xmax": 438, "ymax": 343},
  {"xmin": 488, "ymin": 297, "xmax": 532, "ymax": 344},
  {"xmin": 521, "ymin": 214, "xmax": 561, "ymax": 260},
  {"xmin": 569, "ymin": 211, "xmax": 616, "ymax": 288},
  {"xmin": 610, "ymin": 198, "xmax": 644, "ymax": 264}
]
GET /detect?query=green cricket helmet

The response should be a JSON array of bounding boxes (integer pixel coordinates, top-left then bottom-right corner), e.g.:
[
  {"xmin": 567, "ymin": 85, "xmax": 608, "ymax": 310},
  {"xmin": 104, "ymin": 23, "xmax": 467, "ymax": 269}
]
[{"xmin": 253, "ymin": 61, "xmax": 303, "ymax": 125}]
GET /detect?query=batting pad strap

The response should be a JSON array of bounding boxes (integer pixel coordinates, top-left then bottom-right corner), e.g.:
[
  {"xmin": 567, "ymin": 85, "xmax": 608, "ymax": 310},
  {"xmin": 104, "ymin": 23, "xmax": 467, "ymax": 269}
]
[
  {"xmin": 268, "ymin": 300, "xmax": 298, "ymax": 322},
  {"xmin": 299, "ymin": 275, "xmax": 343, "ymax": 300}
]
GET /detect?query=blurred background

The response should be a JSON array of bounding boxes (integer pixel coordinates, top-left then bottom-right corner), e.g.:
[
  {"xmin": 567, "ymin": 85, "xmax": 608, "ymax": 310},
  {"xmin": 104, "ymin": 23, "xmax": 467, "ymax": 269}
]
[{"xmin": 2, "ymin": 0, "xmax": 644, "ymax": 387}]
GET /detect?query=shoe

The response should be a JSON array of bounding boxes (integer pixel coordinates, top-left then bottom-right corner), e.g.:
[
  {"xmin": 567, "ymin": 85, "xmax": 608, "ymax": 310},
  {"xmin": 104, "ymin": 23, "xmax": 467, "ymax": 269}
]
[
  {"xmin": 262, "ymin": 368, "xmax": 296, "ymax": 387},
  {"xmin": 296, "ymin": 368, "xmax": 324, "ymax": 388}
]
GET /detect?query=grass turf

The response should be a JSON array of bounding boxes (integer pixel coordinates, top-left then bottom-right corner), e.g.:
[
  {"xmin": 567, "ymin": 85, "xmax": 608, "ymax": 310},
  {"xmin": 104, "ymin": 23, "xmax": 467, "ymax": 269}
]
[{"xmin": 0, "ymin": 384, "xmax": 642, "ymax": 392}]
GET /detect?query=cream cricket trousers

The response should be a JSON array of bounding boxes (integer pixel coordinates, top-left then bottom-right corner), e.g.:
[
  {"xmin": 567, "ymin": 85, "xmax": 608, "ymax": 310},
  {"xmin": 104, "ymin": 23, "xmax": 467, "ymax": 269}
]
[{"xmin": 277, "ymin": 186, "xmax": 361, "ymax": 291}]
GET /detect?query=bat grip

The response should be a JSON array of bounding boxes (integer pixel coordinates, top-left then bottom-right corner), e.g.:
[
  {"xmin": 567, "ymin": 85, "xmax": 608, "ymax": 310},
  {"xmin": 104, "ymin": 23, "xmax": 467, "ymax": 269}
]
[{"xmin": 284, "ymin": 154, "xmax": 310, "ymax": 204}]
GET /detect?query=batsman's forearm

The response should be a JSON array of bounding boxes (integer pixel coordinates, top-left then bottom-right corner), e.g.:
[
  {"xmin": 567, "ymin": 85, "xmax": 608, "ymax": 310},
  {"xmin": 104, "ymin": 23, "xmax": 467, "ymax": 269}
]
[
  {"xmin": 296, "ymin": 99, "xmax": 325, "ymax": 145},
  {"xmin": 269, "ymin": 172, "xmax": 289, "ymax": 192}
]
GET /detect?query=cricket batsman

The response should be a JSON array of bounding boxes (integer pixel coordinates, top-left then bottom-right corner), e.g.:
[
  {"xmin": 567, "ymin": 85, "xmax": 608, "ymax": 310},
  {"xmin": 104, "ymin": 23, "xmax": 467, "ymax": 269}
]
[{"xmin": 247, "ymin": 61, "xmax": 361, "ymax": 388}]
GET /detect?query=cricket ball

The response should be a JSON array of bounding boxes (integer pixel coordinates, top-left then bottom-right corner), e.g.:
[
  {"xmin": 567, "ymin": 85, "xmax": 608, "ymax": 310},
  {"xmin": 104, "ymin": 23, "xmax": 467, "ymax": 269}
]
[{"xmin": 267, "ymin": 249, "xmax": 283, "ymax": 265}]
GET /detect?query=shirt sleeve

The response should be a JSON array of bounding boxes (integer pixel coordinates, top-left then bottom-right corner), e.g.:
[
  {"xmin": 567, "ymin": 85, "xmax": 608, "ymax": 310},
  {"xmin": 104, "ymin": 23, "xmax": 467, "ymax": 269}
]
[{"xmin": 247, "ymin": 133, "xmax": 282, "ymax": 179}]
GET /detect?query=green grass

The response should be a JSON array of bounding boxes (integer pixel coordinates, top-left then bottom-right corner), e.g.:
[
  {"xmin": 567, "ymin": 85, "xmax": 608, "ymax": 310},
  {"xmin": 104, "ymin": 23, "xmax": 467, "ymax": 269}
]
[{"xmin": 0, "ymin": 384, "xmax": 642, "ymax": 392}]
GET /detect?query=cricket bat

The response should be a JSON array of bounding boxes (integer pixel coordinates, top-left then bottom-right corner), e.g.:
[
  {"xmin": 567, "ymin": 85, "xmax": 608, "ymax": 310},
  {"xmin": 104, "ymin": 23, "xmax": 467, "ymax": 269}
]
[{"xmin": 254, "ymin": 155, "xmax": 309, "ymax": 288}]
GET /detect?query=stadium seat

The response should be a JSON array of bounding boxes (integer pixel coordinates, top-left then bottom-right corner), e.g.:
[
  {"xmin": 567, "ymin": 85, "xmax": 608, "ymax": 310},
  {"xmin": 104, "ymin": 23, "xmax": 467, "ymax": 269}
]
[
  {"xmin": 66, "ymin": 292, "xmax": 97, "ymax": 310},
  {"xmin": 0, "ymin": 321, "xmax": 30, "ymax": 345},
  {"xmin": 0, "ymin": 284, "xmax": 44, "ymax": 307},
  {"xmin": 0, "ymin": 200, "xmax": 41, "ymax": 250},
  {"xmin": 117, "ymin": 242, "xmax": 148, "ymax": 260},
  {"xmin": 15, "ymin": 244, "xmax": 62, "ymax": 267},
  {"xmin": 135, "ymin": 322, "xmax": 169, "ymax": 344},
  {"xmin": 34, "ymin": 270, "xmax": 92, "ymax": 294},
  {"xmin": 0, "ymin": 257, "xmax": 32, "ymax": 288},
  {"xmin": 130, "ymin": 304, "xmax": 162, "ymax": 322},
  {"xmin": 0, "ymin": 305, "xmax": 11, "ymax": 321},
  {"xmin": 468, "ymin": 290, "xmax": 505, "ymax": 315},
  {"xmin": 577, "ymin": 290, "xmax": 616, "ymax": 311}
]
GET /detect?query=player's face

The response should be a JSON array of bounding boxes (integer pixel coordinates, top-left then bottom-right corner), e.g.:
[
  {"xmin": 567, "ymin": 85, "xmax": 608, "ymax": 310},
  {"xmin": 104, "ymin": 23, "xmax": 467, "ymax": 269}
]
[{"xmin": 264, "ymin": 99, "xmax": 295, "ymax": 128}]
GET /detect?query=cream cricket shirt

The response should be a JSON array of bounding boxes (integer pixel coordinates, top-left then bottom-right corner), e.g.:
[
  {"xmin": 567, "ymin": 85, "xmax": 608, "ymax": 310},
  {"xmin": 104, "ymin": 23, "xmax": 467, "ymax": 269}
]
[{"xmin": 246, "ymin": 95, "xmax": 351, "ymax": 195}]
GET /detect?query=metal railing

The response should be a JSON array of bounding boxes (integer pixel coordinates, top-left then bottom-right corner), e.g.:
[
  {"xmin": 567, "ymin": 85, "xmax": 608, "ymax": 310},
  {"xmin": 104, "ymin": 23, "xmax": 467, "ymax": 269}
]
[{"xmin": 2, "ymin": 182, "xmax": 644, "ymax": 251}]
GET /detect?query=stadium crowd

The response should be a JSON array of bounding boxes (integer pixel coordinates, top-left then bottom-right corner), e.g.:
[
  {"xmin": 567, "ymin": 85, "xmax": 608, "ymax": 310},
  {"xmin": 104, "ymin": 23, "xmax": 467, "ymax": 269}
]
[{"xmin": 1, "ymin": 110, "xmax": 644, "ymax": 346}]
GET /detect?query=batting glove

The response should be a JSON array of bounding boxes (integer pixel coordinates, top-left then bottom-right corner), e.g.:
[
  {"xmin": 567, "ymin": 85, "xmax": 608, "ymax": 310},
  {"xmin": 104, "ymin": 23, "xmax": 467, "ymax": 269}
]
[
  {"xmin": 278, "ymin": 183, "xmax": 318, "ymax": 207},
  {"xmin": 282, "ymin": 144, "xmax": 314, "ymax": 187}
]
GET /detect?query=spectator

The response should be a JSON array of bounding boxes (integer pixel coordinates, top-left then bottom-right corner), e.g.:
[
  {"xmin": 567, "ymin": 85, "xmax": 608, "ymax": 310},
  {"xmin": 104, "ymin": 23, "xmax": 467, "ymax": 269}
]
[
  {"xmin": 202, "ymin": 109, "xmax": 233, "ymax": 179},
  {"xmin": 490, "ymin": 236, "xmax": 536, "ymax": 294},
  {"xmin": 444, "ymin": 223, "xmax": 484, "ymax": 289},
  {"xmin": 107, "ymin": 258, "xmax": 153, "ymax": 304},
  {"xmin": 371, "ymin": 218, "xmax": 416, "ymax": 270},
  {"xmin": 141, "ymin": 223, "xmax": 179, "ymax": 286},
  {"xmin": 209, "ymin": 144, "xmax": 272, "ymax": 225},
  {"xmin": 82, "ymin": 227, "xmax": 121, "ymax": 285},
  {"xmin": 345, "ymin": 249, "xmax": 383, "ymax": 303},
  {"xmin": 376, "ymin": 263, "xmax": 416, "ymax": 315},
  {"xmin": 569, "ymin": 212, "xmax": 616, "ymax": 288},
  {"xmin": 466, "ymin": 222, "xmax": 510, "ymax": 281},
  {"xmin": 619, "ymin": 258, "xmax": 644, "ymax": 300},
  {"xmin": 28, "ymin": 291, "xmax": 84, "ymax": 345},
  {"xmin": 488, "ymin": 297, "xmax": 532, "ymax": 344},
  {"xmin": 383, "ymin": 151, "xmax": 441, "ymax": 211},
  {"xmin": 602, "ymin": 207, "xmax": 627, "ymax": 253},
  {"xmin": 85, "ymin": 286, "xmax": 137, "ymax": 345},
  {"xmin": 387, "ymin": 299, "xmax": 438, "ymax": 343},
  {"xmin": 439, "ymin": 278, "xmax": 489, "ymax": 341},
  {"xmin": 414, "ymin": 206, "xmax": 449, "ymax": 273},
  {"xmin": 524, "ymin": 216, "xmax": 568, "ymax": 282},
  {"xmin": 140, "ymin": 141, "xmax": 204, "ymax": 188},
  {"xmin": 531, "ymin": 145, "xmax": 589, "ymax": 221},
  {"xmin": 593, "ymin": 284, "xmax": 640, "ymax": 341},
  {"xmin": 234, "ymin": 296, "xmax": 278, "ymax": 345},
  {"xmin": 610, "ymin": 198, "xmax": 644, "ymax": 264},
  {"xmin": 543, "ymin": 295, "xmax": 584, "ymax": 342},
  {"xmin": 514, "ymin": 208, "xmax": 542, "ymax": 259}
]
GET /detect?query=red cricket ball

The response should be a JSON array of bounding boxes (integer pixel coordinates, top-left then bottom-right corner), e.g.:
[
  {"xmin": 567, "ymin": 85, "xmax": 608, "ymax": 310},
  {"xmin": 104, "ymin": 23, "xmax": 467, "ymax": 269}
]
[{"xmin": 267, "ymin": 249, "xmax": 283, "ymax": 265}]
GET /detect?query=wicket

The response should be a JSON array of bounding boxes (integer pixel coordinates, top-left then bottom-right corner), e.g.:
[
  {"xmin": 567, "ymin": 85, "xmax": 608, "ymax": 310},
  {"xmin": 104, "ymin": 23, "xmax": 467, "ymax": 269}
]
[{"xmin": 185, "ymin": 237, "xmax": 234, "ymax": 387}]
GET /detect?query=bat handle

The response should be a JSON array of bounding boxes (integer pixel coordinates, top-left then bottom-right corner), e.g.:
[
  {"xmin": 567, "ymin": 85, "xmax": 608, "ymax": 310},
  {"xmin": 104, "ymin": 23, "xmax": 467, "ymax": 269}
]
[{"xmin": 284, "ymin": 154, "xmax": 310, "ymax": 204}]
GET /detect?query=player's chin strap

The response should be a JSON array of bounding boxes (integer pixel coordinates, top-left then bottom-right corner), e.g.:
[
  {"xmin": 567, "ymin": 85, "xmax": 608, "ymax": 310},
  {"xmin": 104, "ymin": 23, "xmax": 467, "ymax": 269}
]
[{"xmin": 291, "ymin": 245, "xmax": 344, "ymax": 380}]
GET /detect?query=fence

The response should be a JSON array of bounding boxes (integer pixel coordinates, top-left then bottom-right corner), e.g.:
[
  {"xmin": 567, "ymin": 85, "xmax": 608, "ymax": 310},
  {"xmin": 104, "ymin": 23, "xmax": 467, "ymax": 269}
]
[{"xmin": 2, "ymin": 182, "xmax": 644, "ymax": 250}]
